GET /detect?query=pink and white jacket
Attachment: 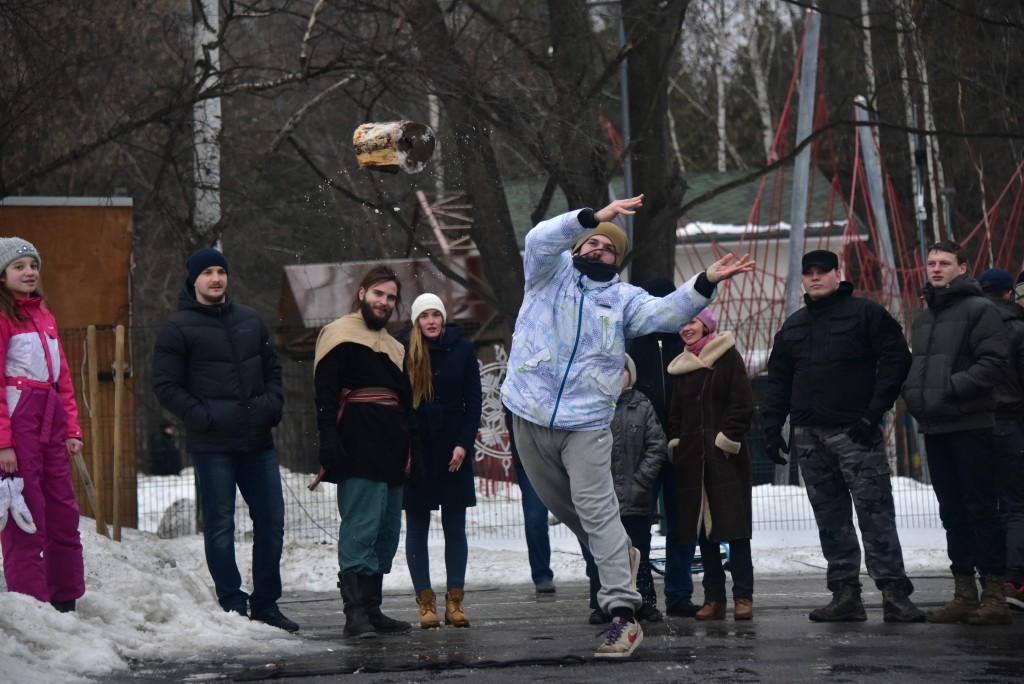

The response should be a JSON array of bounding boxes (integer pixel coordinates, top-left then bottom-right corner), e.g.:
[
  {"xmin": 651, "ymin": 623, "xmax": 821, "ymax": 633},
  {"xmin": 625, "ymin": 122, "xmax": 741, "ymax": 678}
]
[{"xmin": 0, "ymin": 297, "xmax": 82, "ymax": 449}]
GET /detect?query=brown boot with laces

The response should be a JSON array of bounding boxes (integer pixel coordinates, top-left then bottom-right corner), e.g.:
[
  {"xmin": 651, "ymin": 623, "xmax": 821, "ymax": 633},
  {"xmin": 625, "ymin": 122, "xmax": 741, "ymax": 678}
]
[
  {"xmin": 695, "ymin": 599, "xmax": 726, "ymax": 620},
  {"xmin": 445, "ymin": 588, "xmax": 470, "ymax": 627},
  {"xmin": 416, "ymin": 588, "xmax": 440, "ymax": 629}
]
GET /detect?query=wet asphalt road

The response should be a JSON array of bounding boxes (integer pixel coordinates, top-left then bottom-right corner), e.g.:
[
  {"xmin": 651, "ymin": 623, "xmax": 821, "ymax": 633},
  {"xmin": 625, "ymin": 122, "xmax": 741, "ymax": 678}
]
[{"xmin": 117, "ymin": 576, "xmax": 1023, "ymax": 682}]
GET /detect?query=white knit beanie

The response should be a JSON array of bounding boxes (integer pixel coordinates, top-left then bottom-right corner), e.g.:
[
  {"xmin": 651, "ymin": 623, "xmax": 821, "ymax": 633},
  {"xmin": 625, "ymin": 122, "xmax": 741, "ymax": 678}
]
[
  {"xmin": 0, "ymin": 238, "xmax": 41, "ymax": 272},
  {"xmin": 411, "ymin": 293, "xmax": 446, "ymax": 323}
]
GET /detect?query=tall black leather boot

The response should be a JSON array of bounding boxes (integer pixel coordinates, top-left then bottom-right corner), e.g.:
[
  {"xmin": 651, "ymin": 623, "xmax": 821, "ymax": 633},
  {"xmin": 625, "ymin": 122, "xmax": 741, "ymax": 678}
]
[
  {"xmin": 338, "ymin": 570, "xmax": 376, "ymax": 638},
  {"xmin": 362, "ymin": 574, "xmax": 411, "ymax": 634}
]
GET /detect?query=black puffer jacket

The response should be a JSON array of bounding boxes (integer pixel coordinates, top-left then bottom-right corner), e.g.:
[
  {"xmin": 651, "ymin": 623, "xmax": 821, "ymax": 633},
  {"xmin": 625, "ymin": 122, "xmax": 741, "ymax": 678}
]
[
  {"xmin": 985, "ymin": 296, "xmax": 1024, "ymax": 421},
  {"xmin": 902, "ymin": 276, "xmax": 1008, "ymax": 434},
  {"xmin": 154, "ymin": 288, "xmax": 283, "ymax": 453},
  {"xmin": 610, "ymin": 387, "xmax": 667, "ymax": 517},
  {"xmin": 763, "ymin": 282, "xmax": 911, "ymax": 432}
]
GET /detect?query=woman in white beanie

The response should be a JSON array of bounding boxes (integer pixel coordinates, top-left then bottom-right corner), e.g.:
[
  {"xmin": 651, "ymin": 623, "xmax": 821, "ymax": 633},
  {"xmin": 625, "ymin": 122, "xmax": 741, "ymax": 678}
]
[
  {"xmin": 402, "ymin": 293, "xmax": 482, "ymax": 628},
  {"xmin": 0, "ymin": 237, "xmax": 86, "ymax": 613}
]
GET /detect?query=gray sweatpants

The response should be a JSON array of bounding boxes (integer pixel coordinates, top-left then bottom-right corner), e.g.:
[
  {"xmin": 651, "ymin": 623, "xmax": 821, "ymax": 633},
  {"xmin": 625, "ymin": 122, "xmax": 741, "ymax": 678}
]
[{"xmin": 512, "ymin": 414, "xmax": 642, "ymax": 613}]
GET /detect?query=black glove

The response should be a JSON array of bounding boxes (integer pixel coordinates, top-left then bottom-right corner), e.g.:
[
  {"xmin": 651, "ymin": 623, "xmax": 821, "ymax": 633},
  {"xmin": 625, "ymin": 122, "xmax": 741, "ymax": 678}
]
[
  {"xmin": 765, "ymin": 431, "xmax": 789, "ymax": 465},
  {"xmin": 847, "ymin": 417, "xmax": 879, "ymax": 447}
]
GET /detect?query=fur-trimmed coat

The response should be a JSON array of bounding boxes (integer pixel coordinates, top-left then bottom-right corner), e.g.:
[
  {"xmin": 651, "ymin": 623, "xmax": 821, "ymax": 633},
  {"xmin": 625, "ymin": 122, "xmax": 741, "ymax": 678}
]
[{"xmin": 667, "ymin": 332, "xmax": 753, "ymax": 544}]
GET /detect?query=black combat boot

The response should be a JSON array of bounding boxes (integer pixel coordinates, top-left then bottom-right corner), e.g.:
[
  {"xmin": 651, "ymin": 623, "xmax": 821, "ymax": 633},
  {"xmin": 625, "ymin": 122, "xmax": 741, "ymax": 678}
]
[
  {"xmin": 809, "ymin": 582, "xmax": 867, "ymax": 622},
  {"xmin": 880, "ymin": 578, "xmax": 925, "ymax": 623},
  {"xmin": 50, "ymin": 600, "xmax": 76, "ymax": 613},
  {"xmin": 338, "ymin": 571, "xmax": 376, "ymax": 638},
  {"xmin": 362, "ymin": 574, "xmax": 411, "ymax": 634}
]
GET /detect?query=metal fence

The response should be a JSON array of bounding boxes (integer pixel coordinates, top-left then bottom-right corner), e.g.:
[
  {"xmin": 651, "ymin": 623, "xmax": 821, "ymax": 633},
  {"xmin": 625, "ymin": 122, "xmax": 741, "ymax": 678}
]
[{"xmin": 127, "ymin": 325, "xmax": 941, "ymax": 542}]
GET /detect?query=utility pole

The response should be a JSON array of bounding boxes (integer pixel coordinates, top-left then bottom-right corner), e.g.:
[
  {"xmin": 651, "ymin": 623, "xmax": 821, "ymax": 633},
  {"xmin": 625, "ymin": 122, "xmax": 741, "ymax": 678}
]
[
  {"xmin": 855, "ymin": 96, "xmax": 901, "ymax": 324},
  {"xmin": 784, "ymin": 9, "xmax": 821, "ymax": 318}
]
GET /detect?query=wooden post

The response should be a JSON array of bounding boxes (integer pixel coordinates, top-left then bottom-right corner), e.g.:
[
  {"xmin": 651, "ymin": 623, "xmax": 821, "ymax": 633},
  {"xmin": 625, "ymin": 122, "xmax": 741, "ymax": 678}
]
[
  {"xmin": 112, "ymin": 325, "xmax": 125, "ymax": 542},
  {"xmin": 352, "ymin": 121, "xmax": 436, "ymax": 174},
  {"xmin": 86, "ymin": 326, "xmax": 105, "ymax": 535}
]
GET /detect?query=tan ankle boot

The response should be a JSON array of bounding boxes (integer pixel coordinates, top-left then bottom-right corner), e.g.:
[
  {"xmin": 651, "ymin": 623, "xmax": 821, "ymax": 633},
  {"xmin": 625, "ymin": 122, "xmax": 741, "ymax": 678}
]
[
  {"xmin": 695, "ymin": 600, "xmax": 726, "ymax": 620},
  {"xmin": 965, "ymin": 576, "xmax": 1012, "ymax": 625},
  {"xmin": 445, "ymin": 588, "xmax": 470, "ymax": 627},
  {"xmin": 926, "ymin": 574, "xmax": 978, "ymax": 624},
  {"xmin": 734, "ymin": 598, "xmax": 753, "ymax": 620},
  {"xmin": 416, "ymin": 588, "xmax": 440, "ymax": 629}
]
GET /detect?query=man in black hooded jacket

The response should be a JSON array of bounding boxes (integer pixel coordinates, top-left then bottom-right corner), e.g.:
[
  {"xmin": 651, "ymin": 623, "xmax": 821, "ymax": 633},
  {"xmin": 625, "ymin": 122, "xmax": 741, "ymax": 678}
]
[
  {"xmin": 153, "ymin": 248, "xmax": 297, "ymax": 632},
  {"xmin": 903, "ymin": 241, "xmax": 1010, "ymax": 626}
]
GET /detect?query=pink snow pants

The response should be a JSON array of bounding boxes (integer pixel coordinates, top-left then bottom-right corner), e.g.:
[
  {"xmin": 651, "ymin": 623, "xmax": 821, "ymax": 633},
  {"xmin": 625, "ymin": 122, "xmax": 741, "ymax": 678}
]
[{"xmin": 0, "ymin": 386, "xmax": 85, "ymax": 602}]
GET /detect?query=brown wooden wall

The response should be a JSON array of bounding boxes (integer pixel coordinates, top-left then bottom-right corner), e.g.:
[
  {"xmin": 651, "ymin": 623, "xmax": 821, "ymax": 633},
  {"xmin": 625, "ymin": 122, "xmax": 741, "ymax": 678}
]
[{"xmin": 0, "ymin": 199, "xmax": 136, "ymax": 530}]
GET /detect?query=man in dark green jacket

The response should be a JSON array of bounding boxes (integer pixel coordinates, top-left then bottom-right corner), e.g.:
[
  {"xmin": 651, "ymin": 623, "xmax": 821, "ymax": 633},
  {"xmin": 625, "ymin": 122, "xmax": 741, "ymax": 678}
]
[
  {"xmin": 154, "ymin": 248, "xmax": 297, "ymax": 632},
  {"xmin": 902, "ymin": 241, "xmax": 1010, "ymax": 626}
]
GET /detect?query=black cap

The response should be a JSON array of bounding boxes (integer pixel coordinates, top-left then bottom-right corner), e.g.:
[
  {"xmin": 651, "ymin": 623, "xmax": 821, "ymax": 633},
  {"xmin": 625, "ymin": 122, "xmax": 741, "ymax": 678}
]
[{"xmin": 801, "ymin": 250, "xmax": 839, "ymax": 273}]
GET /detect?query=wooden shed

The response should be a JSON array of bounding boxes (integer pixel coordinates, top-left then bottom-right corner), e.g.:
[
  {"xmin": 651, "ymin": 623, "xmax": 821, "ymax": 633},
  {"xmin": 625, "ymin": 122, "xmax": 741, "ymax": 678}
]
[{"xmin": 0, "ymin": 197, "xmax": 135, "ymax": 531}]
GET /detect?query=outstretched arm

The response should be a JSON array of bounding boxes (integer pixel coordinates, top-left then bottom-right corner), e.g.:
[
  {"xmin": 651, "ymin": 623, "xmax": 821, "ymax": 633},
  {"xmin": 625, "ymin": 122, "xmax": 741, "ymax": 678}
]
[
  {"xmin": 706, "ymin": 252, "xmax": 755, "ymax": 284},
  {"xmin": 594, "ymin": 195, "xmax": 644, "ymax": 223}
]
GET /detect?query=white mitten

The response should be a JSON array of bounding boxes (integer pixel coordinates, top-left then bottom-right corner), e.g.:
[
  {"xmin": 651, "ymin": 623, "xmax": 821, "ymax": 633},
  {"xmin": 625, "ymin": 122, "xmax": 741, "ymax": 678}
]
[
  {"xmin": 8, "ymin": 477, "xmax": 36, "ymax": 534},
  {"xmin": 0, "ymin": 478, "xmax": 11, "ymax": 532}
]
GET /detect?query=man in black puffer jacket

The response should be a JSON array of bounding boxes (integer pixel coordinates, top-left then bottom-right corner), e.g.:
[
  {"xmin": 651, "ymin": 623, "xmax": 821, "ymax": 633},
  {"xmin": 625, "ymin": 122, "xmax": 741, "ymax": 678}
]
[
  {"xmin": 154, "ymin": 248, "xmax": 297, "ymax": 633},
  {"xmin": 902, "ymin": 241, "xmax": 1009, "ymax": 626}
]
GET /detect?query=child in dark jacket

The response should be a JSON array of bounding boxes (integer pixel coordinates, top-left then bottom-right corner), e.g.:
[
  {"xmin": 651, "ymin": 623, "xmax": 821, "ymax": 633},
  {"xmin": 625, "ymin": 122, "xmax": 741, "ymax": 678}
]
[{"xmin": 583, "ymin": 354, "xmax": 668, "ymax": 623}]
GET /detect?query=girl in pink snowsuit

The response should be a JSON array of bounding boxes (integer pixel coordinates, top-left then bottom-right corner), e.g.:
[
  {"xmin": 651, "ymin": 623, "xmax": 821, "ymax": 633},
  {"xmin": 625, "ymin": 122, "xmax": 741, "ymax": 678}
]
[{"xmin": 0, "ymin": 238, "xmax": 85, "ymax": 612}]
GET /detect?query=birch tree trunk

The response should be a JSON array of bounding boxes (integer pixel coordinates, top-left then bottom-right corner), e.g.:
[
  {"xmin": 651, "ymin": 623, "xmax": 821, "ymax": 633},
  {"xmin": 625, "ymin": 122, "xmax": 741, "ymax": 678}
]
[
  {"xmin": 896, "ymin": 0, "xmax": 944, "ymax": 242},
  {"xmin": 860, "ymin": 0, "xmax": 877, "ymax": 99},
  {"xmin": 714, "ymin": 1, "xmax": 728, "ymax": 172},
  {"xmin": 744, "ymin": 0, "xmax": 775, "ymax": 162},
  {"xmin": 192, "ymin": 0, "xmax": 221, "ymax": 246}
]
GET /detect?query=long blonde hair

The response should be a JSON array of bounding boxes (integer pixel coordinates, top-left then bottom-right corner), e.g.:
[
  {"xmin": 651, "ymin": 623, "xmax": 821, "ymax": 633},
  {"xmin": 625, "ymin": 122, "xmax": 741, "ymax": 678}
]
[{"xmin": 407, "ymin": 324, "xmax": 438, "ymax": 409}]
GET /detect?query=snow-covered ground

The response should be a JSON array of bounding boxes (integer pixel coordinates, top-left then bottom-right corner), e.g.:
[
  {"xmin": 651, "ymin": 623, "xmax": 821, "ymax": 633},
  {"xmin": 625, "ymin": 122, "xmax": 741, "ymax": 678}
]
[{"xmin": 1, "ymin": 475, "xmax": 948, "ymax": 683}]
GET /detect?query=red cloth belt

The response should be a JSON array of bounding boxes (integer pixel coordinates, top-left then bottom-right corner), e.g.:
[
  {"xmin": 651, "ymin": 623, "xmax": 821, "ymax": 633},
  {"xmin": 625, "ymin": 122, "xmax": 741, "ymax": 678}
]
[{"xmin": 336, "ymin": 386, "xmax": 399, "ymax": 424}]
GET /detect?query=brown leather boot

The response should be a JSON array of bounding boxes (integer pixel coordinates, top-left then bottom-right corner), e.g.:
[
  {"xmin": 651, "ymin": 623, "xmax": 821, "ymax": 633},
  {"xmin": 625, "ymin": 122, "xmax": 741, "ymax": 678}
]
[
  {"xmin": 926, "ymin": 574, "xmax": 978, "ymax": 624},
  {"xmin": 965, "ymin": 576, "xmax": 1012, "ymax": 625},
  {"xmin": 445, "ymin": 588, "xmax": 470, "ymax": 627},
  {"xmin": 416, "ymin": 589, "xmax": 440, "ymax": 629},
  {"xmin": 734, "ymin": 598, "xmax": 753, "ymax": 620},
  {"xmin": 695, "ymin": 600, "xmax": 726, "ymax": 621}
]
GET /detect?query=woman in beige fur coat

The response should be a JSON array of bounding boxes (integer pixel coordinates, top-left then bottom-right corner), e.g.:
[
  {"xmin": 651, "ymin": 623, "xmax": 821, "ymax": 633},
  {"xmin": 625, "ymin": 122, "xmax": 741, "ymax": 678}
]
[{"xmin": 667, "ymin": 307, "xmax": 754, "ymax": 621}]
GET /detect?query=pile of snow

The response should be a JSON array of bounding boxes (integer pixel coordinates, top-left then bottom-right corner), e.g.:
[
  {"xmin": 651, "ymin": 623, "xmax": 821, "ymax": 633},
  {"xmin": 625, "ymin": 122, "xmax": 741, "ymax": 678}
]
[{"xmin": 1, "ymin": 477, "xmax": 950, "ymax": 682}]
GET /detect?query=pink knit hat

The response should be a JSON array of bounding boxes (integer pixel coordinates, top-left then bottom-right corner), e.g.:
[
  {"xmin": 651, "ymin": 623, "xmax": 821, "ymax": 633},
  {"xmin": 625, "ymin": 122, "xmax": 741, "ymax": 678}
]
[{"xmin": 694, "ymin": 307, "xmax": 717, "ymax": 336}]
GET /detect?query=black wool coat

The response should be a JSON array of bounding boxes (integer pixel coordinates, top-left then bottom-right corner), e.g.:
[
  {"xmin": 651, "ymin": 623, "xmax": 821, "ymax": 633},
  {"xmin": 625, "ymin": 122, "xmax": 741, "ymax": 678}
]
[
  {"xmin": 153, "ymin": 288, "xmax": 283, "ymax": 454},
  {"xmin": 667, "ymin": 333, "xmax": 753, "ymax": 544},
  {"xmin": 401, "ymin": 324, "xmax": 483, "ymax": 510}
]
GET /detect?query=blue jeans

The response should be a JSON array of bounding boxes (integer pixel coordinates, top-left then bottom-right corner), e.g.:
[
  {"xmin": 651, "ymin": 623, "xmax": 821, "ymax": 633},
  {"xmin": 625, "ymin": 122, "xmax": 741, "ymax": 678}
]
[
  {"xmin": 193, "ymin": 449, "xmax": 285, "ymax": 614},
  {"xmin": 514, "ymin": 456, "xmax": 554, "ymax": 585},
  {"xmin": 653, "ymin": 462, "xmax": 696, "ymax": 607}
]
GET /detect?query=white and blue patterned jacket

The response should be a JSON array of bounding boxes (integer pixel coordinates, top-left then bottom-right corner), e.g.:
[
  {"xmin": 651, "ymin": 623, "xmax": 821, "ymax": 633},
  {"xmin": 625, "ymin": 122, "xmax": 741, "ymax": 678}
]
[{"xmin": 501, "ymin": 209, "xmax": 714, "ymax": 431}]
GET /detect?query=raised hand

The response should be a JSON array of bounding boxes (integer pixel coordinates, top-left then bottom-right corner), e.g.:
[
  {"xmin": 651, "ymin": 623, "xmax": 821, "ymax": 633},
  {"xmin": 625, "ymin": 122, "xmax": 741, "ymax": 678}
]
[
  {"xmin": 594, "ymin": 194, "xmax": 644, "ymax": 223},
  {"xmin": 706, "ymin": 253, "xmax": 755, "ymax": 284}
]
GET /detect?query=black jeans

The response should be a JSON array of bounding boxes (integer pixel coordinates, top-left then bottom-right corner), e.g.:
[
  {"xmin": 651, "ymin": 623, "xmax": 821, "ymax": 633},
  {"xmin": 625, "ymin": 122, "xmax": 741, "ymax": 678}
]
[
  {"xmin": 994, "ymin": 420, "xmax": 1024, "ymax": 584},
  {"xmin": 925, "ymin": 428, "xmax": 1006, "ymax": 577},
  {"xmin": 699, "ymin": 531, "xmax": 753, "ymax": 602}
]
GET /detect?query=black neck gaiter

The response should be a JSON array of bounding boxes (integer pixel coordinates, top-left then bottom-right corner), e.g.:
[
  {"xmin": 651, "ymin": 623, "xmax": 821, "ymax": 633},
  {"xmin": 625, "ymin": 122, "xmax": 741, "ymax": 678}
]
[{"xmin": 572, "ymin": 256, "xmax": 618, "ymax": 282}]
